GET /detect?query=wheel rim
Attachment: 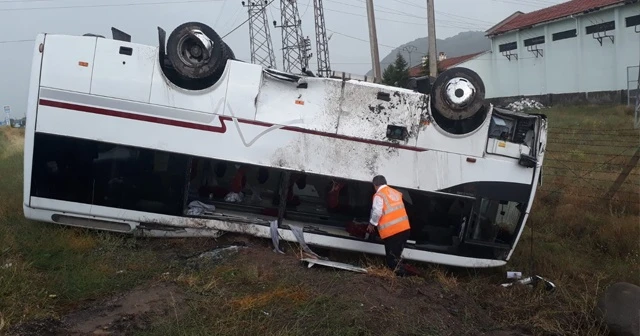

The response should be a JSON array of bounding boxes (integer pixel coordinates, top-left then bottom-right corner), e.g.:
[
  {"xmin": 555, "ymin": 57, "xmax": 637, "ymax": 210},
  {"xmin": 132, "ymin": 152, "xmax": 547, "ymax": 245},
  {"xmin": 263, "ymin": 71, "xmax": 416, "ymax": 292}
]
[
  {"xmin": 176, "ymin": 29, "xmax": 214, "ymax": 67},
  {"xmin": 442, "ymin": 77, "xmax": 476, "ymax": 109}
]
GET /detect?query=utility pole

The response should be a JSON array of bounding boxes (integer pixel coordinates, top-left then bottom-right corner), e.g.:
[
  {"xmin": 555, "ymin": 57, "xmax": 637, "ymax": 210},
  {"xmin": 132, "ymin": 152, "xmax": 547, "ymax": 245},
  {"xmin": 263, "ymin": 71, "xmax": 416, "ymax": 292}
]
[
  {"xmin": 402, "ymin": 45, "xmax": 417, "ymax": 67},
  {"xmin": 242, "ymin": 1, "xmax": 277, "ymax": 69},
  {"xmin": 635, "ymin": 62, "xmax": 640, "ymax": 129},
  {"xmin": 365, "ymin": 0, "xmax": 382, "ymax": 83},
  {"xmin": 274, "ymin": 0, "xmax": 312, "ymax": 74},
  {"xmin": 313, "ymin": 0, "xmax": 331, "ymax": 77},
  {"xmin": 426, "ymin": 0, "xmax": 437, "ymax": 77}
]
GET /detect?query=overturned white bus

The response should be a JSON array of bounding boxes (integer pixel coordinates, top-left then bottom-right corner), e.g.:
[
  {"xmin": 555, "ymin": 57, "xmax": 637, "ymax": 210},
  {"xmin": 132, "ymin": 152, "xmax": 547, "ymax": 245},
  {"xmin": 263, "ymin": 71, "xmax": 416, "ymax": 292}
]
[{"xmin": 22, "ymin": 22, "xmax": 547, "ymax": 268}]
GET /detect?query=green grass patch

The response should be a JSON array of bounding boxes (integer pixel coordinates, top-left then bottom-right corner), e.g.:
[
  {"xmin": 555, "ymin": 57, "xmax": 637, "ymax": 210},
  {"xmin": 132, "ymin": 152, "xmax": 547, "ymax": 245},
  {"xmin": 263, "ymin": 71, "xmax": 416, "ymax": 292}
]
[
  {"xmin": 0, "ymin": 103, "xmax": 638, "ymax": 335},
  {"xmin": 0, "ymin": 128, "xmax": 167, "ymax": 328}
]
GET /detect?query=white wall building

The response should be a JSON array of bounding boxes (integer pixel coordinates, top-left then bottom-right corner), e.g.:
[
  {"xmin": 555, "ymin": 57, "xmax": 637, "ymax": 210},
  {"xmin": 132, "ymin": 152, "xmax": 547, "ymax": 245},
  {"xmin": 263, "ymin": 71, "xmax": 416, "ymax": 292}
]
[{"xmin": 457, "ymin": 0, "xmax": 640, "ymax": 101}]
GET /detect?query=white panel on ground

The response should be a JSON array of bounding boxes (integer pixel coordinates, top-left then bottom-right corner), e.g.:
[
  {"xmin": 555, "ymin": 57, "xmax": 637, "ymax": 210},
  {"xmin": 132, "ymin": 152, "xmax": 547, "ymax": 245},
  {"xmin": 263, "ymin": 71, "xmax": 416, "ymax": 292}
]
[{"xmin": 302, "ymin": 258, "xmax": 368, "ymax": 273}]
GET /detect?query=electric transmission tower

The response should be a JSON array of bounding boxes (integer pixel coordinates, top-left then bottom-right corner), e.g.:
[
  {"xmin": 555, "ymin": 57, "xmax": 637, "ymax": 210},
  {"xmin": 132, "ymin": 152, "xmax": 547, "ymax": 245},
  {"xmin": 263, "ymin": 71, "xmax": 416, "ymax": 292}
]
[
  {"xmin": 402, "ymin": 45, "xmax": 417, "ymax": 67},
  {"xmin": 242, "ymin": 1, "xmax": 277, "ymax": 69},
  {"xmin": 313, "ymin": 0, "xmax": 331, "ymax": 77},
  {"xmin": 274, "ymin": 0, "xmax": 312, "ymax": 74}
]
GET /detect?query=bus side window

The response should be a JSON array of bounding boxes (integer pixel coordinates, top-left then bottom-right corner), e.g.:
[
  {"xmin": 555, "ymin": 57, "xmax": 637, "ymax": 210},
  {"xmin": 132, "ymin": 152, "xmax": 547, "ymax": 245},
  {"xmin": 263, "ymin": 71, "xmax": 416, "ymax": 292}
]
[{"xmin": 468, "ymin": 198, "xmax": 523, "ymax": 245}]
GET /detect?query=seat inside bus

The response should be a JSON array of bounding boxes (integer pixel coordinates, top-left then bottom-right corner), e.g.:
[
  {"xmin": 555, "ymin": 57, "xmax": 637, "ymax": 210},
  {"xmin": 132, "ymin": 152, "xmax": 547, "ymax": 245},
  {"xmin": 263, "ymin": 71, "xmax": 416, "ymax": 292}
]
[{"xmin": 185, "ymin": 157, "xmax": 474, "ymax": 247}]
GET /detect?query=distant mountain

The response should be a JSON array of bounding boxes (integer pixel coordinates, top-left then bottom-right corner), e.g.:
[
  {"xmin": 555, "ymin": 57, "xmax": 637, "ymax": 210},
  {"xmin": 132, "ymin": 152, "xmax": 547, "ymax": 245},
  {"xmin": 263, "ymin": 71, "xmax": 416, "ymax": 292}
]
[{"xmin": 366, "ymin": 31, "xmax": 491, "ymax": 76}]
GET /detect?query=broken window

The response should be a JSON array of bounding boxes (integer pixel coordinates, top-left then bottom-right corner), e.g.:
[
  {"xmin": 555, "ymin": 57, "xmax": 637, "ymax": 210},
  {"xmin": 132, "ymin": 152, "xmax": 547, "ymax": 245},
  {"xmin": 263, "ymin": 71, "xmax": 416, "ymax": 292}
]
[
  {"xmin": 467, "ymin": 199, "xmax": 523, "ymax": 246},
  {"xmin": 386, "ymin": 125, "xmax": 408, "ymax": 141}
]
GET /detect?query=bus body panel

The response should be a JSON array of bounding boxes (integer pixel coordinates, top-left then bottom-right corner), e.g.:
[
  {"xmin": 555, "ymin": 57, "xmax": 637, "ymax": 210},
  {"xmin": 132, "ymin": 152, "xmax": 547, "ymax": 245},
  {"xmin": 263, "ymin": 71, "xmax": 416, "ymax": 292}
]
[
  {"xmin": 40, "ymin": 35, "xmax": 97, "ymax": 94},
  {"xmin": 91, "ymin": 38, "xmax": 156, "ymax": 103},
  {"xmin": 35, "ymin": 35, "xmax": 498, "ymax": 158},
  {"xmin": 506, "ymin": 118, "xmax": 547, "ymax": 261},
  {"xmin": 25, "ymin": 197, "xmax": 507, "ymax": 268},
  {"xmin": 34, "ymin": 91, "xmax": 536, "ymax": 191},
  {"xmin": 23, "ymin": 33, "xmax": 47, "ymax": 208},
  {"xmin": 24, "ymin": 32, "xmax": 549, "ymax": 268}
]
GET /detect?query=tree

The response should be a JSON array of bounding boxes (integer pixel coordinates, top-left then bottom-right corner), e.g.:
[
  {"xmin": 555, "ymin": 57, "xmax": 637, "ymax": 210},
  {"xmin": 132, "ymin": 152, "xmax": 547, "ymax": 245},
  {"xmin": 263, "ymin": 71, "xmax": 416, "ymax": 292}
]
[{"xmin": 382, "ymin": 53, "xmax": 409, "ymax": 88}]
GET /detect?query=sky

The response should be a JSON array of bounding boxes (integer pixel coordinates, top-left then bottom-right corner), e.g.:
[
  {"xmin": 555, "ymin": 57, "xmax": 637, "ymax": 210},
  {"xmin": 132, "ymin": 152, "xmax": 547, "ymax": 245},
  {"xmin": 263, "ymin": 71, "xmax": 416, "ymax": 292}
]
[{"xmin": 0, "ymin": 0, "xmax": 567, "ymax": 118}]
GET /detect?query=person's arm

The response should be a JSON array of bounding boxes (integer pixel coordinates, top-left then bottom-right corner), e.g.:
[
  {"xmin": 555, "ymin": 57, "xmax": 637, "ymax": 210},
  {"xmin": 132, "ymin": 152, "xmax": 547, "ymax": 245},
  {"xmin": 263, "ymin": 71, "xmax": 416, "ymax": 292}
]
[{"xmin": 369, "ymin": 195, "xmax": 384, "ymax": 226}]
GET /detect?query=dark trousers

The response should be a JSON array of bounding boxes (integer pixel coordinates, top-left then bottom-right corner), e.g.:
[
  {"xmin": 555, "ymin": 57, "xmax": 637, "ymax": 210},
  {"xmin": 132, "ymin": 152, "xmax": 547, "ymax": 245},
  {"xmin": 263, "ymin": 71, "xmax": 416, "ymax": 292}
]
[{"xmin": 383, "ymin": 229, "xmax": 410, "ymax": 273}]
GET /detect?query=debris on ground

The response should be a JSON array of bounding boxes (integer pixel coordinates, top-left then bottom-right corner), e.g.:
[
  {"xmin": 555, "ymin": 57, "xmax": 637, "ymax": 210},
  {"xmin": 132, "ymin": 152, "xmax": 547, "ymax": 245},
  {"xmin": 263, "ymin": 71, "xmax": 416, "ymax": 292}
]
[
  {"xmin": 506, "ymin": 271, "xmax": 522, "ymax": 279},
  {"xmin": 195, "ymin": 242, "xmax": 247, "ymax": 260},
  {"xmin": 501, "ymin": 274, "xmax": 556, "ymax": 292},
  {"xmin": 505, "ymin": 98, "xmax": 545, "ymax": 112},
  {"xmin": 302, "ymin": 258, "xmax": 368, "ymax": 273}
]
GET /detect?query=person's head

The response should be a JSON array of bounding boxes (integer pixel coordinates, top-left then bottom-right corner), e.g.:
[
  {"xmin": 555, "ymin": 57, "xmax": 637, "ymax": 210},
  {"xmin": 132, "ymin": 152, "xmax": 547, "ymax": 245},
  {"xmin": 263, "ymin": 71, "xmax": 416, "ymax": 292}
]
[{"xmin": 372, "ymin": 175, "xmax": 387, "ymax": 189}]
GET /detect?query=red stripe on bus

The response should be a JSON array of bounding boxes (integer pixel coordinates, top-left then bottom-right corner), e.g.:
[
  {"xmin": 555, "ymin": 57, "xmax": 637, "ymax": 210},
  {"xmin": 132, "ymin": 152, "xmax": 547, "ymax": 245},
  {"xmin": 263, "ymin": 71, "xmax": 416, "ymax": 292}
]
[
  {"xmin": 38, "ymin": 99, "xmax": 427, "ymax": 152},
  {"xmin": 39, "ymin": 99, "xmax": 229, "ymax": 133}
]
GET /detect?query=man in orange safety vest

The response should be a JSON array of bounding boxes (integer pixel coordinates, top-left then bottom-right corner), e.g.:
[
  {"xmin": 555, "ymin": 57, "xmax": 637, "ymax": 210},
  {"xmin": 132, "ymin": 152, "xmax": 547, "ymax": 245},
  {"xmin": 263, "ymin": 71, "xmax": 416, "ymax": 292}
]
[{"xmin": 367, "ymin": 175, "xmax": 411, "ymax": 276}]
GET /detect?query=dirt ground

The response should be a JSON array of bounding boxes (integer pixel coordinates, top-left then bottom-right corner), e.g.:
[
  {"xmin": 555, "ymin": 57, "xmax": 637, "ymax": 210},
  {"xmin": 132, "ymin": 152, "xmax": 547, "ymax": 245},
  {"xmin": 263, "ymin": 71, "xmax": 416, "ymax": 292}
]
[
  {"xmin": 5, "ymin": 282, "xmax": 188, "ymax": 336},
  {"xmin": 4, "ymin": 234, "xmax": 532, "ymax": 336}
]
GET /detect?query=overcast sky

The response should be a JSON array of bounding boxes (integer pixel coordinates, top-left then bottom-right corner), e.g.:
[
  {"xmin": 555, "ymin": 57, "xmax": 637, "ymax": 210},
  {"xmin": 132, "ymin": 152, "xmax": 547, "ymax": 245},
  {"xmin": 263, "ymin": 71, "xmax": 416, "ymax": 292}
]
[{"xmin": 0, "ymin": 0, "xmax": 566, "ymax": 118}]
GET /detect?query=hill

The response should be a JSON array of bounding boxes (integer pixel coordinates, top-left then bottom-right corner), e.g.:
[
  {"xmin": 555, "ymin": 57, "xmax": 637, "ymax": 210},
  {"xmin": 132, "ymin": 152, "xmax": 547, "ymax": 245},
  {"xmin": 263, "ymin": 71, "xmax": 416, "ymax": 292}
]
[{"xmin": 366, "ymin": 31, "xmax": 491, "ymax": 76}]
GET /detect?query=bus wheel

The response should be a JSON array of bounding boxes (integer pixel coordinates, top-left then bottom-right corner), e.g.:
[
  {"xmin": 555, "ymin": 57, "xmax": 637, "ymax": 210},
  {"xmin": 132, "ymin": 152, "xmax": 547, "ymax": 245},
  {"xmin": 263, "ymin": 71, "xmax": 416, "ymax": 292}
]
[
  {"xmin": 431, "ymin": 67, "xmax": 485, "ymax": 120},
  {"xmin": 430, "ymin": 67, "xmax": 488, "ymax": 135},
  {"xmin": 166, "ymin": 22, "xmax": 225, "ymax": 80}
]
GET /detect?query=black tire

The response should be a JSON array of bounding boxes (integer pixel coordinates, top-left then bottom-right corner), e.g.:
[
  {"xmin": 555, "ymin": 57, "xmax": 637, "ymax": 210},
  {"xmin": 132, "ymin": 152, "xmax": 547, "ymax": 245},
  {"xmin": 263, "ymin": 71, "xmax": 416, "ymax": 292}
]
[
  {"xmin": 166, "ymin": 22, "xmax": 225, "ymax": 80},
  {"xmin": 430, "ymin": 67, "xmax": 486, "ymax": 121}
]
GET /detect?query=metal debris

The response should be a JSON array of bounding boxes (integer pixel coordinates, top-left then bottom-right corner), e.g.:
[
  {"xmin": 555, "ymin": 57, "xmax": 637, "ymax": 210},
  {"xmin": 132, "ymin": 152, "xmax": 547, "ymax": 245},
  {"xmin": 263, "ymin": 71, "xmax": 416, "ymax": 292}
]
[
  {"xmin": 506, "ymin": 98, "xmax": 545, "ymax": 112},
  {"xmin": 196, "ymin": 244, "xmax": 247, "ymax": 260},
  {"xmin": 270, "ymin": 220, "xmax": 285, "ymax": 254},
  {"xmin": 501, "ymin": 274, "xmax": 556, "ymax": 292},
  {"xmin": 302, "ymin": 258, "xmax": 368, "ymax": 274}
]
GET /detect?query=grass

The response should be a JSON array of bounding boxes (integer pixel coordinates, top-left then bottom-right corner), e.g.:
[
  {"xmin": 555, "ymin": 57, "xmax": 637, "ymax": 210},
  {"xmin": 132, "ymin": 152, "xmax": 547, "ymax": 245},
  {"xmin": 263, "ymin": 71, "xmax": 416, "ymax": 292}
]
[
  {"xmin": 0, "ymin": 104, "xmax": 638, "ymax": 335},
  {"xmin": 457, "ymin": 104, "xmax": 640, "ymax": 335},
  {"xmin": 0, "ymin": 128, "xmax": 167, "ymax": 327}
]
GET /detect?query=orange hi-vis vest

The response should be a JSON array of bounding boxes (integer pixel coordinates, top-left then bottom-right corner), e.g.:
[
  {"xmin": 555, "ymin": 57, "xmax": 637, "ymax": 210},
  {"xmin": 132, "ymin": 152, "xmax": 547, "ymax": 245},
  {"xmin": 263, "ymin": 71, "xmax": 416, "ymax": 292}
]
[{"xmin": 375, "ymin": 186, "xmax": 411, "ymax": 239}]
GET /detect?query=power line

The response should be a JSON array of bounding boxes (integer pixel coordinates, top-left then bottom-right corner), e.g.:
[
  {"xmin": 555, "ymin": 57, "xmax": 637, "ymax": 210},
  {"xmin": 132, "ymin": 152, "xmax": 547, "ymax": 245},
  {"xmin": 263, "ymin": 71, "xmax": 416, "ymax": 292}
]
[
  {"xmin": 222, "ymin": 0, "xmax": 275, "ymax": 38},
  {"xmin": 214, "ymin": 0, "xmax": 229, "ymax": 28},
  {"xmin": 384, "ymin": 0, "xmax": 496, "ymax": 25},
  {"xmin": 490, "ymin": 0, "xmax": 557, "ymax": 8},
  {"xmin": 326, "ymin": 29, "xmax": 399, "ymax": 50},
  {"xmin": 0, "ymin": 39, "xmax": 34, "ymax": 44},
  {"xmin": 322, "ymin": 6, "xmax": 485, "ymax": 30},
  {"xmin": 0, "ymin": 0, "xmax": 59, "ymax": 2},
  {"xmin": 325, "ymin": 0, "xmax": 489, "ymax": 30},
  {"xmin": 0, "ymin": 0, "xmax": 223, "ymax": 11}
]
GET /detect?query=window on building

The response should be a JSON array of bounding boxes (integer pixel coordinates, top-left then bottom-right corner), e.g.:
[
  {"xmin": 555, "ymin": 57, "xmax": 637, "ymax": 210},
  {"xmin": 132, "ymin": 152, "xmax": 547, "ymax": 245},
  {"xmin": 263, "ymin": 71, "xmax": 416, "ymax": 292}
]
[
  {"xmin": 524, "ymin": 35, "xmax": 545, "ymax": 46},
  {"xmin": 585, "ymin": 21, "xmax": 615, "ymax": 34},
  {"xmin": 552, "ymin": 29, "xmax": 577, "ymax": 41},
  {"xmin": 498, "ymin": 41, "xmax": 517, "ymax": 52},
  {"xmin": 626, "ymin": 14, "xmax": 640, "ymax": 28}
]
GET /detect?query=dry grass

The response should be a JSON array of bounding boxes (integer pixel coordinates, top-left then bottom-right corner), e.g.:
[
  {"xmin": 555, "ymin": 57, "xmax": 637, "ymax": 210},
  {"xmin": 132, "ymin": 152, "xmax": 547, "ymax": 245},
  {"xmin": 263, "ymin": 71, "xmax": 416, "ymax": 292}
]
[
  {"xmin": 230, "ymin": 286, "xmax": 312, "ymax": 311},
  {"xmin": 436, "ymin": 104, "xmax": 640, "ymax": 335},
  {"xmin": 0, "ymin": 126, "xmax": 166, "ymax": 331},
  {"xmin": 0, "ymin": 103, "xmax": 638, "ymax": 335}
]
